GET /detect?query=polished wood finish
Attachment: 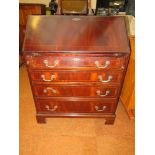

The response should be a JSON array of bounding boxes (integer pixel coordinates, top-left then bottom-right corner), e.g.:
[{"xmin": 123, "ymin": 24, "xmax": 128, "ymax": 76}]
[
  {"xmin": 36, "ymin": 114, "xmax": 116, "ymax": 124},
  {"xmin": 35, "ymin": 98, "xmax": 116, "ymax": 113},
  {"xmin": 120, "ymin": 36, "xmax": 135, "ymax": 119},
  {"xmin": 26, "ymin": 53, "xmax": 126, "ymax": 70},
  {"xmin": 23, "ymin": 16, "xmax": 130, "ymax": 53},
  {"xmin": 30, "ymin": 70, "xmax": 124, "ymax": 83},
  {"xmin": 23, "ymin": 16, "xmax": 130, "ymax": 124},
  {"xmin": 19, "ymin": 3, "xmax": 46, "ymax": 51},
  {"xmin": 32, "ymin": 84, "xmax": 119, "ymax": 98}
]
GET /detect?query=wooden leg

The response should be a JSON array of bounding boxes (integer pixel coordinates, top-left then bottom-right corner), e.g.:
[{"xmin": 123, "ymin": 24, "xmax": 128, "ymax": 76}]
[
  {"xmin": 105, "ymin": 117, "xmax": 115, "ymax": 125},
  {"xmin": 36, "ymin": 116, "xmax": 46, "ymax": 124}
]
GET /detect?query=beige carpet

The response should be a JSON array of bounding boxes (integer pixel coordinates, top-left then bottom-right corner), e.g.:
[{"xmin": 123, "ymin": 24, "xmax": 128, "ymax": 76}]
[{"xmin": 19, "ymin": 65, "xmax": 135, "ymax": 155}]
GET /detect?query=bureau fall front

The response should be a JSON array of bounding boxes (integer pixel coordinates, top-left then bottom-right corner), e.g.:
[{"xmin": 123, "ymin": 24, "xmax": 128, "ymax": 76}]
[{"xmin": 23, "ymin": 16, "xmax": 130, "ymax": 124}]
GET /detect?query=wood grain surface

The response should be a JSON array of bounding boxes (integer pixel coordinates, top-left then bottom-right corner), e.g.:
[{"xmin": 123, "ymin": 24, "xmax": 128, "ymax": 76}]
[{"xmin": 23, "ymin": 16, "xmax": 130, "ymax": 124}]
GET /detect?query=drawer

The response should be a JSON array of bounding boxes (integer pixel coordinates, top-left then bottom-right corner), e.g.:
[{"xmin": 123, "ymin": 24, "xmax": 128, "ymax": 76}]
[
  {"xmin": 26, "ymin": 54, "xmax": 126, "ymax": 70},
  {"xmin": 30, "ymin": 70, "xmax": 124, "ymax": 84},
  {"xmin": 35, "ymin": 98, "xmax": 116, "ymax": 113},
  {"xmin": 33, "ymin": 84, "xmax": 119, "ymax": 98}
]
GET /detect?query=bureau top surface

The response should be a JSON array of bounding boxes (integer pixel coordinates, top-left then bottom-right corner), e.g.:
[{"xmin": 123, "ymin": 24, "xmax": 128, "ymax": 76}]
[{"xmin": 23, "ymin": 15, "xmax": 130, "ymax": 53}]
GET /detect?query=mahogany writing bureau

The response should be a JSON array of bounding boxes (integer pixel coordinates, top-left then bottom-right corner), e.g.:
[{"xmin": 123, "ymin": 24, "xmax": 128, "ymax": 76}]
[{"xmin": 23, "ymin": 16, "xmax": 130, "ymax": 124}]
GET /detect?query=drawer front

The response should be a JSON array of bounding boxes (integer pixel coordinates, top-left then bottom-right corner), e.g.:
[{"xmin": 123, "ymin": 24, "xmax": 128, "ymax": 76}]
[
  {"xmin": 33, "ymin": 85, "xmax": 119, "ymax": 98},
  {"xmin": 26, "ymin": 54, "xmax": 126, "ymax": 69},
  {"xmin": 30, "ymin": 70, "xmax": 124, "ymax": 83},
  {"xmin": 35, "ymin": 99, "xmax": 116, "ymax": 113}
]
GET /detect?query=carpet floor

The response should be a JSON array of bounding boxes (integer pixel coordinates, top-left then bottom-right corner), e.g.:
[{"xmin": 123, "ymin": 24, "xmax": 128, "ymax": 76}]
[{"xmin": 19, "ymin": 65, "xmax": 135, "ymax": 155}]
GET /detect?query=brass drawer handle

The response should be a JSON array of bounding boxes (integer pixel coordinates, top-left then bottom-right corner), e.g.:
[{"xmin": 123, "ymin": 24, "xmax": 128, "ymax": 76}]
[
  {"xmin": 43, "ymin": 59, "xmax": 59, "ymax": 68},
  {"xmin": 41, "ymin": 75, "xmax": 55, "ymax": 82},
  {"xmin": 98, "ymin": 75, "xmax": 112, "ymax": 83},
  {"xmin": 95, "ymin": 105, "xmax": 107, "ymax": 112},
  {"xmin": 96, "ymin": 90, "xmax": 110, "ymax": 97},
  {"xmin": 43, "ymin": 87, "xmax": 57, "ymax": 93},
  {"xmin": 45, "ymin": 105, "xmax": 58, "ymax": 111},
  {"xmin": 95, "ymin": 60, "xmax": 110, "ymax": 68}
]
